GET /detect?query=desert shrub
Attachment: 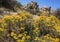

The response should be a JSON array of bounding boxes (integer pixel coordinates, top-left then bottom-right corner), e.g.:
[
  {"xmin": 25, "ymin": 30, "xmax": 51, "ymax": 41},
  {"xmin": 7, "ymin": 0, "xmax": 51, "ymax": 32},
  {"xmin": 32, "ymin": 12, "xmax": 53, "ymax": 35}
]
[{"xmin": 0, "ymin": 11, "xmax": 60, "ymax": 42}]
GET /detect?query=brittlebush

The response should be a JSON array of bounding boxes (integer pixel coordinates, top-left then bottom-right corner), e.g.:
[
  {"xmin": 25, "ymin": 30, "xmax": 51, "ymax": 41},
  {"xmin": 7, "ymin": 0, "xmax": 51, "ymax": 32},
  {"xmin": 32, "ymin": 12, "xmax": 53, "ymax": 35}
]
[{"xmin": 0, "ymin": 11, "xmax": 60, "ymax": 42}]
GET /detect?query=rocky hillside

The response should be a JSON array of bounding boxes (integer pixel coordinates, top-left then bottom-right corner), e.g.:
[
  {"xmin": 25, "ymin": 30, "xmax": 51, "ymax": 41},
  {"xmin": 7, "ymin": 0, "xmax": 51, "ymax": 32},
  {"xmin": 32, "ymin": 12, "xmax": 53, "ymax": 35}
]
[
  {"xmin": 0, "ymin": 0, "xmax": 60, "ymax": 19},
  {"xmin": 0, "ymin": 0, "xmax": 22, "ymax": 12}
]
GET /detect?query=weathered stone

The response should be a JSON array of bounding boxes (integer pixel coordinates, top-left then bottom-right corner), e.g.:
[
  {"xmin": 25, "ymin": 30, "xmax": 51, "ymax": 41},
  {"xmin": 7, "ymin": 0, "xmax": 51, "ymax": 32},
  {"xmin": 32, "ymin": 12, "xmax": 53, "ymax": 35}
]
[
  {"xmin": 40, "ymin": 6, "xmax": 51, "ymax": 16},
  {"xmin": 23, "ymin": 1, "xmax": 39, "ymax": 14}
]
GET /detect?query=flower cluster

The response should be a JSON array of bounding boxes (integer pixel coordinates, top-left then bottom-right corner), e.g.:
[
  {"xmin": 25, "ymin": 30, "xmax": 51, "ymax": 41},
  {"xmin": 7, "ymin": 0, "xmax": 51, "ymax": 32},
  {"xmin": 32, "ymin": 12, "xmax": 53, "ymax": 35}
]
[{"xmin": 0, "ymin": 11, "xmax": 60, "ymax": 42}]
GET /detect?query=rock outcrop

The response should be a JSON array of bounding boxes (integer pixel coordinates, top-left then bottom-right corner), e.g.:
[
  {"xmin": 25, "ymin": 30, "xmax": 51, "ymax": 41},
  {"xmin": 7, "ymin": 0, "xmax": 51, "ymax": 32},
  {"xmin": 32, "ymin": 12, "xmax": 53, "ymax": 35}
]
[
  {"xmin": 23, "ymin": 1, "xmax": 39, "ymax": 14},
  {"xmin": 40, "ymin": 6, "xmax": 51, "ymax": 16}
]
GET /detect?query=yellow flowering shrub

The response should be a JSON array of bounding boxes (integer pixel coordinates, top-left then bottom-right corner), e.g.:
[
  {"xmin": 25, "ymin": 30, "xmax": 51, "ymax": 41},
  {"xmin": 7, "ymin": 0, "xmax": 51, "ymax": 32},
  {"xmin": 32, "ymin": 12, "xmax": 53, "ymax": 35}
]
[
  {"xmin": 0, "ymin": 11, "xmax": 60, "ymax": 42},
  {"xmin": 32, "ymin": 14, "xmax": 60, "ymax": 42},
  {"xmin": 40, "ymin": 34, "xmax": 59, "ymax": 42}
]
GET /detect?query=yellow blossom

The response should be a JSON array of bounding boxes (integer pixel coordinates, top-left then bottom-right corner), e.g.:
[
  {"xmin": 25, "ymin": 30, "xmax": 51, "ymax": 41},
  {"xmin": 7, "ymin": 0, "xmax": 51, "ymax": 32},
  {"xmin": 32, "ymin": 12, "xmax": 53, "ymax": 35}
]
[
  {"xmin": 20, "ymin": 27, "xmax": 25, "ymax": 30},
  {"xmin": 0, "ymin": 28, "xmax": 4, "ymax": 31},
  {"xmin": 18, "ymin": 34, "xmax": 22, "ymax": 37},
  {"xmin": 26, "ymin": 35, "xmax": 30, "ymax": 39},
  {"xmin": 34, "ymin": 37, "xmax": 40, "ymax": 40},
  {"xmin": 17, "ymin": 39, "xmax": 24, "ymax": 42},
  {"xmin": 11, "ymin": 32, "xmax": 15, "ymax": 36},
  {"xmin": 13, "ymin": 35, "xmax": 18, "ymax": 39},
  {"xmin": 22, "ymin": 36, "xmax": 25, "ymax": 40}
]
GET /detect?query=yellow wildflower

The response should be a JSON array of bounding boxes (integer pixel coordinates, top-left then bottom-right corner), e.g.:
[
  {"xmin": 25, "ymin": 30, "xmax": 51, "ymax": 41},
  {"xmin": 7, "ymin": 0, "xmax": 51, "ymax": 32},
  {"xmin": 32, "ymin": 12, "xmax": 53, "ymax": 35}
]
[
  {"xmin": 13, "ymin": 35, "xmax": 18, "ymax": 39},
  {"xmin": 18, "ymin": 34, "xmax": 22, "ymax": 37},
  {"xmin": 55, "ymin": 38, "xmax": 59, "ymax": 42},
  {"xmin": 22, "ymin": 36, "xmax": 25, "ymax": 40},
  {"xmin": 17, "ymin": 39, "xmax": 24, "ymax": 42},
  {"xmin": 41, "ymin": 40, "xmax": 46, "ymax": 42},
  {"xmin": 34, "ymin": 37, "xmax": 40, "ymax": 40},
  {"xmin": 0, "ymin": 28, "xmax": 4, "ymax": 31},
  {"xmin": 26, "ymin": 35, "xmax": 30, "ymax": 39},
  {"xmin": 20, "ymin": 27, "xmax": 25, "ymax": 30},
  {"xmin": 53, "ymin": 25, "xmax": 60, "ymax": 32},
  {"xmin": 11, "ymin": 32, "xmax": 15, "ymax": 36}
]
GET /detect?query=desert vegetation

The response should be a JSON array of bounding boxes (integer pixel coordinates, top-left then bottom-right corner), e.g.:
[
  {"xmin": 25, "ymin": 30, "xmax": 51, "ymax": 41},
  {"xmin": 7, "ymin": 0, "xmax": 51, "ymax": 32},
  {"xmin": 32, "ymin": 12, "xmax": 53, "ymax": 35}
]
[
  {"xmin": 0, "ymin": 11, "xmax": 60, "ymax": 42},
  {"xmin": 0, "ymin": 0, "xmax": 60, "ymax": 42}
]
